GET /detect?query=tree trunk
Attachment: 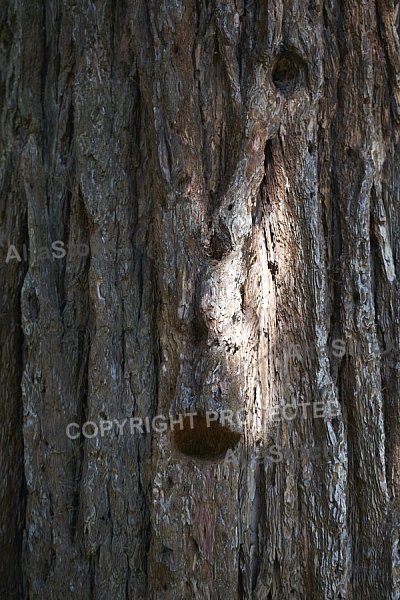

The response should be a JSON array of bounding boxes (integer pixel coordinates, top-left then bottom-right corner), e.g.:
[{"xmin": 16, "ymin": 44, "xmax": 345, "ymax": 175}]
[{"xmin": 1, "ymin": 0, "xmax": 400, "ymax": 598}]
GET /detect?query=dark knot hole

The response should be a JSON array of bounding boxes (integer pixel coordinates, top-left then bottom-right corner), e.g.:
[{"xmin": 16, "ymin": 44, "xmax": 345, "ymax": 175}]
[
  {"xmin": 272, "ymin": 50, "xmax": 306, "ymax": 94},
  {"xmin": 173, "ymin": 415, "xmax": 241, "ymax": 460}
]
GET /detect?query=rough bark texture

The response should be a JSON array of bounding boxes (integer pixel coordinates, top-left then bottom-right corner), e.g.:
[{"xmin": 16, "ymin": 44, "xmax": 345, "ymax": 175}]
[{"xmin": 1, "ymin": 0, "xmax": 400, "ymax": 598}]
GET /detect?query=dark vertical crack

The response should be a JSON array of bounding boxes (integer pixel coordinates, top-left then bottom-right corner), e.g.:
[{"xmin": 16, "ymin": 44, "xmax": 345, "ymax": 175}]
[
  {"xmin": 237, "ymin": 545, "xmax": 245, "ymax": 600},
  {"xmin": 70, "ymin": 323, "xmax": 90, "ymax": 543},
  {"xmin": 251, "ymin": 445, "xmax": 266, "ymax": 592}
]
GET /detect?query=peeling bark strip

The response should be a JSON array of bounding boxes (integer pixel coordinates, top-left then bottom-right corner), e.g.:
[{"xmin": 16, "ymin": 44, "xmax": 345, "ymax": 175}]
[{"xmin": 1, "ymin": 0, "xmax": 400, "ymax": 598}]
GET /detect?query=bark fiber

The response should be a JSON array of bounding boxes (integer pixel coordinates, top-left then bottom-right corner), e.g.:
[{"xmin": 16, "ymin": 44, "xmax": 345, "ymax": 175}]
[{"xmin": 1, "ymin": 0, "xmax": 400, "ymax": 598}]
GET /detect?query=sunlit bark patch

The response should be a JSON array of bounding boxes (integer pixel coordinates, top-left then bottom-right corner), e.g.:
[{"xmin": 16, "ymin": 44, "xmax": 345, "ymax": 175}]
[{"xmin": 173, "ymin": 415, "xmax": 241, "ymax": 460}]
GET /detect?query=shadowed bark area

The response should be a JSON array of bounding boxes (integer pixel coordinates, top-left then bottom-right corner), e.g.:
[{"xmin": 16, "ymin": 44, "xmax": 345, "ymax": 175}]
[{"xmin": 1, "ymin": 0, "xmax": 400, "ymax": 598}]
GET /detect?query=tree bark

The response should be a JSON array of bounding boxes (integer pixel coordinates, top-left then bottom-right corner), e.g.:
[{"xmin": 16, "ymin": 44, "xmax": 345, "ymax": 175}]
[{"xmin": 1, "ymin": 0, "xmax": 400, "ymax": 598}]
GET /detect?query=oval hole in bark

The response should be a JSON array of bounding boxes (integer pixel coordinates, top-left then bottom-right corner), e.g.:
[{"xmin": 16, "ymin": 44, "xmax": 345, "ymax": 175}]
[
  {"xmin": 272, "ymin": 50, "xmax": 305, "ymax": 94},
  {"xmin": 173, "ymin": 415, "xmax": 241, "ymax": 460}
]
